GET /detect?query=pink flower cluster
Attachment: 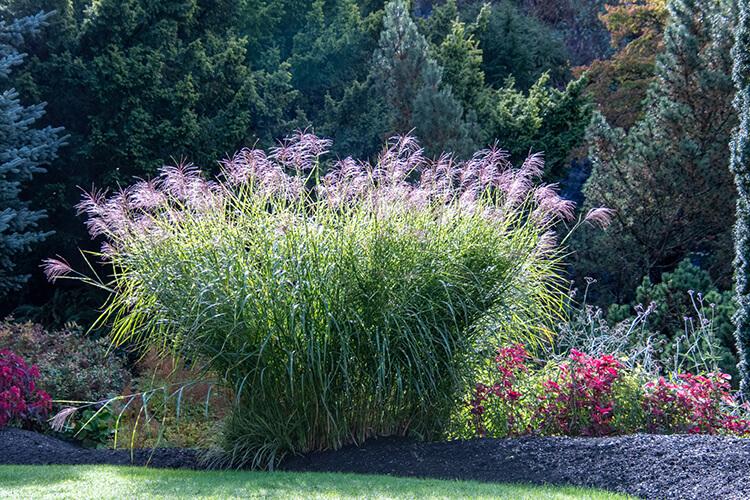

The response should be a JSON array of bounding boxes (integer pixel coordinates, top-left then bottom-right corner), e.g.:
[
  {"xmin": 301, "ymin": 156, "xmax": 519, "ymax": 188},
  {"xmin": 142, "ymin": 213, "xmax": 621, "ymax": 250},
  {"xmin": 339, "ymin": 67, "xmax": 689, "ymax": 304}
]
[
  {"xmin": 43, "ymin": 133, "xmax": 615, "ymax": 283},
  {"xmin": 0, "ymin": 350, "xmax": 51, "ymax": 429},
  {"xmin": 467, "ymin": 346, "xmax": 750, "ymax": 438}
]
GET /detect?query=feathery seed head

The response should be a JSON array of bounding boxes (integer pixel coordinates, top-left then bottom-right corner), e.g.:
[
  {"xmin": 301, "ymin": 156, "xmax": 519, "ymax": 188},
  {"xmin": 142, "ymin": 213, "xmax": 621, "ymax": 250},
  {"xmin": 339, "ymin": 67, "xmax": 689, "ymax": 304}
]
[
  {"xmin": 584, "ymin": 207, "xmax": 615, "ymax": 229},
  {"xmin": 271, "ymin": 131, "xmax": 331, "ymax": 173},
  {"xmin": 130, "ymin": 178, "xmax": 166, "ymax": 210},
  {"xmin": 41, "ymin": 257, "xmax": 74, "ymax": 283}
]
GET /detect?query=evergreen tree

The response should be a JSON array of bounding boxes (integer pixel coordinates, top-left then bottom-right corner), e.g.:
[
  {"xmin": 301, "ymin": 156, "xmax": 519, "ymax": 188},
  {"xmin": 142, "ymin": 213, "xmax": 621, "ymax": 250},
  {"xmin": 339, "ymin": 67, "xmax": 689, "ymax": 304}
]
[
  {"xmin": 320, "ymin": 75, "xmax": 388, "ymax": 161},
  {"xmin": 479, "ymin": 1, "xmax": 570, "ymax": 92},
  {"xmin": 0, "ymin": 11, "xmax": 64, "ymax": 299},
  {"xmin": 479, "ymin": 73, "xmax": 591, "ymax": 180},
  {"xmin": 575, "ymin": 0, "xmax": 669, "ymax": 131},
  {"xmin": 288, "ymin": 0, "xmax": 386, "ymax": 160},
  {"xmin": 10, "ymin": 0, "xmax": 300, "ymax": 187},
  {"xmin": 418, "ymin": 2, "xmax": 590, "ymax": 179},
  {"xmin": 578, "ymin": 0, "xmax": 737, "ymax": 303},
  {"xmin": 433, "ymin": 7, "xmax": 488, "ymax": 113},
  {"xmin": 415, "ymin": 0, "xmax": 459, "ymax": 48},
  {"xmin": 372, "ymin": 0, "xmax": 478, "ymax": 158},
  {"xmin": 515, "ymin": 0, "xmax": 613, "ymax": 65},
  {"xmin": 730, "ymin": 0, "xmax": 750, "ymax": 393},
  {"xmin": 289, "ymin": 0, "xmax": 379, "ymax": 124},
  {"xmin": 411, "ymin": 57, "xmax": 482, "ymax": 158},
  {"xmin": 79, "ymin": 0, "xmax": 256, "ymax": 183},
  {"xmin": 373, "ymin": 0, "xmax": 432, "ymax": 135}
]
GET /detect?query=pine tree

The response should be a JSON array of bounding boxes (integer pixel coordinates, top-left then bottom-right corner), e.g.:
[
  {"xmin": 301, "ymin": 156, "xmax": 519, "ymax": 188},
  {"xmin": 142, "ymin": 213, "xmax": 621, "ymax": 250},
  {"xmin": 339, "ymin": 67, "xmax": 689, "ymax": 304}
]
[
  {"xmin": 578, "ymin": 0, "xmax": 738, "ymax": 301},
  {"xmin": 479, "ymin": 0, "xmax": 570, "ymax": 92},
  {"xmin": 411, "ymin": 58, "xmax": 481, "ymax": 159},
  {"xmin": 372, "ymin": 0, "xmax": 479, "ymax": 158},
  {"xmin": 730, "ymin": 0, "xmax": 750, "ymax": 393},
  {"xmin": 372, "ymin": 0, "xmax": 433, "ymax": 136},
  {"xmin": 0, "ymin": 11, "xmax": 64, "ymax": 299}
]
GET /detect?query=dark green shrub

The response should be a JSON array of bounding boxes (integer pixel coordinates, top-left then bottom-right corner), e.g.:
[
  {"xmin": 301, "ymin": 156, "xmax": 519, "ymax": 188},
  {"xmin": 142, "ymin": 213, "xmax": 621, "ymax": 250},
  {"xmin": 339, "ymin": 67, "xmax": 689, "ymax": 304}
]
[
  {"xmin": 478, "ymin": 1, "xmax": 570, "ymax": 91},
  {"xmin": 12, "ymin": 288, "xmax": 111, "ymax": 339}
]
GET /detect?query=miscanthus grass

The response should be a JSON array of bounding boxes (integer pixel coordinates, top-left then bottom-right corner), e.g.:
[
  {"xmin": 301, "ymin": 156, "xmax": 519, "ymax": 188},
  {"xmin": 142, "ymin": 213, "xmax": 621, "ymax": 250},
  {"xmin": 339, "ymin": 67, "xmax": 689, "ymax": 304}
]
[{"xmin": 45, "ymin": 133, "xmax": 610, "ymax": 469}]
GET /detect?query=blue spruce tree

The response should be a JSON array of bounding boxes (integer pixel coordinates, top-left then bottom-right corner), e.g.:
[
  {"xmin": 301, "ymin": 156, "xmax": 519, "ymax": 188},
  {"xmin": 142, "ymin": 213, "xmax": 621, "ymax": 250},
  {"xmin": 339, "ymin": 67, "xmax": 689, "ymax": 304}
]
[
  {"xmin": 0, "ymin": 11, "xmax": 64, "ymax": 299},
  {"xmin": 731, "ymin": 0, "xmax": 750, "ymax": 394}
]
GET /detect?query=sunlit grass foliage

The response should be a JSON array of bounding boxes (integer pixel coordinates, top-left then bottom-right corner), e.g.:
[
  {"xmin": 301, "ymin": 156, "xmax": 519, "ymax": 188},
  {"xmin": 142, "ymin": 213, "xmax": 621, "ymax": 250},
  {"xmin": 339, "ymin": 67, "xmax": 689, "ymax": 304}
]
[{"xmin": 45, "ymin": 133, "xmax": 604, "ymax": 468}]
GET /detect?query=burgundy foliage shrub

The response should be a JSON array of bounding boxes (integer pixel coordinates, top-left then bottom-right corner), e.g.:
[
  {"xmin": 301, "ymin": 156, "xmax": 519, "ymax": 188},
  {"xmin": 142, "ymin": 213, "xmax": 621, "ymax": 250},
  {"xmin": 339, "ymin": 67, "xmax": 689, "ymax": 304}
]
[
  {"xmin": 468, "ymin": 345, "xmax": 750, "ymax": 438},
  {"xmin": 0, "ymin": 349, "xmax": 51, "ymax": 429},
  {"xmin": 642, "ymin": 373, "xmax": 750, "ymax": 435},
  {"xmin": 533, "ymin": 349, "xmax": 623, "ymax": 437}
]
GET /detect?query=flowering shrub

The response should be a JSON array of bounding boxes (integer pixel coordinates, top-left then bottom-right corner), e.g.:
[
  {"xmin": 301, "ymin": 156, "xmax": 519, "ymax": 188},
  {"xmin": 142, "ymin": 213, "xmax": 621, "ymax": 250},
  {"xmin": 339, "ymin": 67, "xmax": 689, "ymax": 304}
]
[
  {"xmin": 0, "ymin": 350, "xmax": 51, "ymax": 429},
  {"xmin": 466, "ymin": 345, "xmax": 750, "ymax": 438}
]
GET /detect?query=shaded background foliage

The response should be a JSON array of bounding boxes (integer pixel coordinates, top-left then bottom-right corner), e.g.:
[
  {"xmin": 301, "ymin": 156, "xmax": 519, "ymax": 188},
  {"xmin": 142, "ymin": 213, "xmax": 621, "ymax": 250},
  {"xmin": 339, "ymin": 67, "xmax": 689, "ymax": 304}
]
[
  {"xmin": 572, "ymin": 0, "xmax": 738, "ymax": 306},
  {"xmin": 1, "ymin": 0, "xmax": 597, "ymax": 317}
]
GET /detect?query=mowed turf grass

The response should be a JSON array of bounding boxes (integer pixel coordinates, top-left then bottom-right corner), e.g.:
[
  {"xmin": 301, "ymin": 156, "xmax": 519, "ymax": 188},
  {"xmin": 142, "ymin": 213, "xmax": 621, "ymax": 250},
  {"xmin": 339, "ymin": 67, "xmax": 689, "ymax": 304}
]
[{"xmin": 0, "ymin": 465, "xmax": 636, "ymax": 500}]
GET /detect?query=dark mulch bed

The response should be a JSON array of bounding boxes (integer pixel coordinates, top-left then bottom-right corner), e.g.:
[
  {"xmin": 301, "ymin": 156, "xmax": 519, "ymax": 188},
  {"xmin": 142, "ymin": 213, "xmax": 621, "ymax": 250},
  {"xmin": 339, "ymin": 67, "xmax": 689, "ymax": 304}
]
[{"xmin": 1, "ymin": 426, "xmax": 749, "ymax": 500}]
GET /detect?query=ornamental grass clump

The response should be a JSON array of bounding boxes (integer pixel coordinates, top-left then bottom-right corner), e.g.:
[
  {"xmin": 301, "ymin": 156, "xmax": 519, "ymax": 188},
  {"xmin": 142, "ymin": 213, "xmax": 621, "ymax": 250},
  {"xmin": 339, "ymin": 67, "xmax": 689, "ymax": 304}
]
[{"xmin": 45, "ymin": 133, "xmax": 593, "ymax": 469}]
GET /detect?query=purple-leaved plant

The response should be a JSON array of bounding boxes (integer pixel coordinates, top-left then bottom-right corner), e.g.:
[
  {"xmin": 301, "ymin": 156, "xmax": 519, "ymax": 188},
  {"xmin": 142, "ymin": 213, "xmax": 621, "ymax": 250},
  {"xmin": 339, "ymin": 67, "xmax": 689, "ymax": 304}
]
[
  {"xmin": 467, "ymin": 345, "xmax": 750, "ymax": 438},
  {"xmin": 0, "ymin": 349, "xmax": 51, "ymax": 429}
]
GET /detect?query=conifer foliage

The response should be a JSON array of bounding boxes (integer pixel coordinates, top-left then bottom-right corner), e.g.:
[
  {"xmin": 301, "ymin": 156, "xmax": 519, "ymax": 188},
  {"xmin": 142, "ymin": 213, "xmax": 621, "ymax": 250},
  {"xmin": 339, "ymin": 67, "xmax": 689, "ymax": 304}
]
[
  {"xmin": 372, "ymin": 0, "xmax": 479, "ymax": 158},
  {"xmin": 578, "ymin": 0, "xmax": 737, "ymax": 301},
  {"xmin": 730, "ymin": 0, "xmax": 750, "ymax": 394},
  {"xmin": 0, "ymin": 11, "xmax": 64, "ymax": 299}
]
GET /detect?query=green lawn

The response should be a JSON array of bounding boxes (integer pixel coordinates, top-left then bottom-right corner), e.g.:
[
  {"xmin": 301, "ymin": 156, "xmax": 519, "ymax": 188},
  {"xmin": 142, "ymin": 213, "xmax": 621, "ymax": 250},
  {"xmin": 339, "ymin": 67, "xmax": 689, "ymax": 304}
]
[{"xmin": 0, "ymin": 465, "xmax": 636, "ymax": 500}]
